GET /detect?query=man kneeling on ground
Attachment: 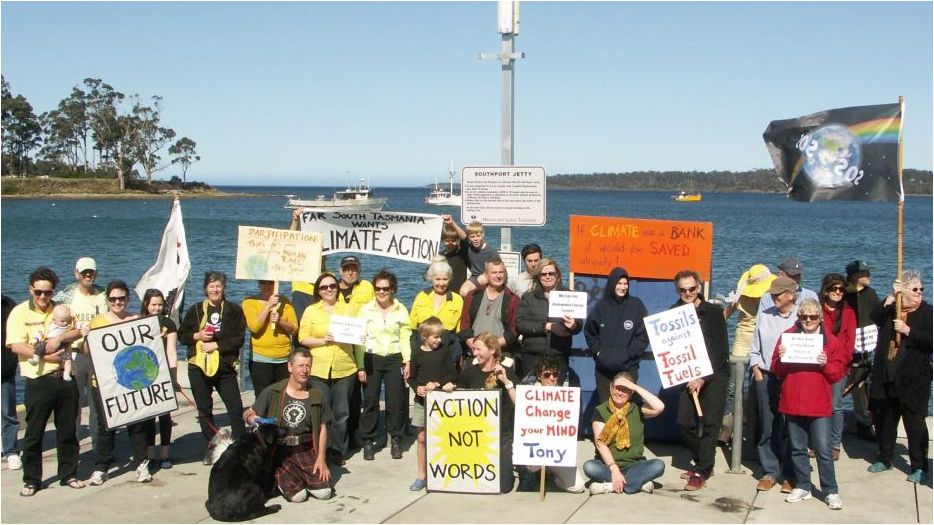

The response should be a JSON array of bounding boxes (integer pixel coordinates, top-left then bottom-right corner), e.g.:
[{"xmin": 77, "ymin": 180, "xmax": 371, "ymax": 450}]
[{"xmin": 244, "ymin": 348, "xmax": 332, "ymax": 502}]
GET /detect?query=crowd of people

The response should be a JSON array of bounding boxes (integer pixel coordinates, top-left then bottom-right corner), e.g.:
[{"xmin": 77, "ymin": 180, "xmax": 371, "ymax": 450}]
[{"xmin": 2, "ymin": 214, "xmax": 930, "ymax": 510}]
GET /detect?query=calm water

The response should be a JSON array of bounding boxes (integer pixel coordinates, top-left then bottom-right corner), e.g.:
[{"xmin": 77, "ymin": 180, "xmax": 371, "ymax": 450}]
[{"xmin": 2, "ymin": 187, "xmax": 931, "ymax": 394}]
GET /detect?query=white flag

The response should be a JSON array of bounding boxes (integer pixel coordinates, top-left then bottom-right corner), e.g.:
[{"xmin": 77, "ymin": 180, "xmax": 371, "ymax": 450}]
[{"xmin": 135, "ymin": 198, "xmax": 191, "ymax": 325}]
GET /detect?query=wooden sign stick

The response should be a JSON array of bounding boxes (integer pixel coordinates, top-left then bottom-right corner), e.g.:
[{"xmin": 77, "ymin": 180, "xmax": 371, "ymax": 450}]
[{"xmin": 539, "ymin": 465, "xmax": 546, "ymax": 501}]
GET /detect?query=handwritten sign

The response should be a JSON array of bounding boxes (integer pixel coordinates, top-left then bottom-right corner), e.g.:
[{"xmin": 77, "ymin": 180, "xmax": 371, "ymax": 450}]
[
  {"xmin": 298, "ymin": 210, "xmax": 443, "ymax": 264},
  {"xmin": 854, "ymin": 325, "xmax": 879, "ymax": 354},
  {"xmin": 780, "ymin": 333, "xmax": 823, "ymax": 364},
  {"xmin": 547, "ymin": 291, "xmax": 588, "ymax": 319},
  {"xmin": 235, "ymin": 226, "xmax": 322, "ymax": 282},
  {"xmin": 426, "ymin": 389, "xmax": 500, "ymax": 493},
  {"xmin": 499, "ymin": 251, "xmax": 521, "ymax": 283},
  {"xmin": 569, "ymin": 215, "xmax": 713, "ymax": 280},
  {"xmin": 512, "ymin": 386, "xmax": 580, "ymax": 467},
  {"xmin": 461, "ymin": 166, "xmax": 546, "ymax": 226},
  {"xmin": 644, "ymin": 303, "xmax": 713, "ymax": 388},
  {"xmin": 329, "ymin": 315, "xmax": 366, "ymax": 345},
  {"xmin": 86, "ymin": 316, "xmax": 178, "ymax": 430}
]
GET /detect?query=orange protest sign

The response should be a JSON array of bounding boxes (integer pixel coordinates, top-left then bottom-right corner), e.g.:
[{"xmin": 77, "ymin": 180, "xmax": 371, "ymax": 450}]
[{"xmin": 569, "ymin": 215, "xmax": 713, "ymax": 281}]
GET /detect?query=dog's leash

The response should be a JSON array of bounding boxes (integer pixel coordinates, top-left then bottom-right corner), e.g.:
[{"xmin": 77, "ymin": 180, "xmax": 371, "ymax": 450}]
[{"xmin": 176, "ymin": 386, "xmax": 224, "ymax": 437}]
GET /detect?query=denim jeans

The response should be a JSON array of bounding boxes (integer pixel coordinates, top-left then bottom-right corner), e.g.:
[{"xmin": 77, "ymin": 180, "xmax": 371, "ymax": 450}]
[
  {"xmin": 1, "ymin": 377, "xmax": 19, "ymax": 457},
  {"xmin": 830, "ymin": 376, "xmax": 846, "ymax": 449},
  {"xmin": 786, "ymin": 414, "xmax": 837, "ymax": 494},
  {"xmin": 754, "ymin": 372, "xmax": 792, "ymax": 479},
  {"xmin": 310, "ymin": 373, "xmax": 356, "ymax": 456},
  {"xmin": 583, "ymin": 458, "xmax": 665, "ymax": 494}
]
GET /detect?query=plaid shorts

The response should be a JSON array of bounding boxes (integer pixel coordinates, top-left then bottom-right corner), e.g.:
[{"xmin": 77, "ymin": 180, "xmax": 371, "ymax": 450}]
[{"xmin": 275, "ymin": 447, "xmax": 330, "ymax": 499}]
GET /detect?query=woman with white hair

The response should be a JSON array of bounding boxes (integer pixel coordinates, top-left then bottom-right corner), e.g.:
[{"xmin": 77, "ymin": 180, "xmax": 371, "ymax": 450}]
[{"xmin": 409, "ymin": 257, "xmax": 464, "ymax": 363}]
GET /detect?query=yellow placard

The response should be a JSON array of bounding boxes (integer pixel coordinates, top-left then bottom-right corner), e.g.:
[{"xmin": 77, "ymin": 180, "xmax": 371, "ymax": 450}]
[{"xmin": 235, "ymin": 226, "xmax": 322, "ymax": 282}]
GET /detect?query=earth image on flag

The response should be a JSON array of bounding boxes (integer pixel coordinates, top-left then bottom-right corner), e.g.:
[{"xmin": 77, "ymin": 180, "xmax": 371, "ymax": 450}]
[
  {"xmin": 803, "ymin": 124, "xmax": 862, "ymax": 189},
  {"xmin": 113, "ymin": 345, "xmax": 160, "ymax": 390}
]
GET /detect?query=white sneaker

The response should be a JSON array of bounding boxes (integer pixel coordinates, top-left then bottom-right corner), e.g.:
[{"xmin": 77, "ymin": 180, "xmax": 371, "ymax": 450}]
[
  {"xmin": 88, "ymin": 470, "xmax": 108, "ymax": 486},
  {"xmin": 785, "ymin": 487, "xmax": 812, "ymax": 503},
  {"xmin": 640, "ymin": 481, "xmax": 655, "ymax": 494},
  {"xmin": 825, "ymin": 493, "xmax": 843, "ymax": 510},
  {"xmin": 6, "ymin": 453, "xmax": 22, "ymax": 470},
  {"xmin": 136, "ymin": 460, "xmax": 152, "ymax": 483},
  {"xmin": 589, "ymin": 482, "xmax": 612, "ymax": 495}
]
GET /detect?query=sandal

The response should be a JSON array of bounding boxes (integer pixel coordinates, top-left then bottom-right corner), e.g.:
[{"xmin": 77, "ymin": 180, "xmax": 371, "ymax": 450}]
[
  {"xmin": 64, "ymin": 478, "xmax": 85, "ymax": 489},
  {"xmin": 20, "ymin": 484, "xmax": 38, "ymax": 497}
]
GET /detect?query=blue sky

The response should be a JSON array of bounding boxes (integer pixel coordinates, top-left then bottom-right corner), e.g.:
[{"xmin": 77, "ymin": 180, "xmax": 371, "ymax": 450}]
[{"xmin": 2, "ymin": 1, "xmax": 931, "ymax": 187}]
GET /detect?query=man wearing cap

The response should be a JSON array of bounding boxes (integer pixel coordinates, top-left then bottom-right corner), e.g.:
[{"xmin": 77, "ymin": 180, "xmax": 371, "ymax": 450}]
[
  {"xmin": 749, "ymin": 276, "xmax": 799, "ymax": 493},
  {"xmin": 53, "ymin": 257, "xmax": 106, "ymax": 451},
  {"xmin": 757, "ymin": 257, "xmax": 819, "ymax": 314},
  {"xmin": 336, "ymin": 255, "xmax": 374, "ymax": 454},
  {"xmin": 844, "ymin": 260, "xmax": 882, "ymax": 441}
]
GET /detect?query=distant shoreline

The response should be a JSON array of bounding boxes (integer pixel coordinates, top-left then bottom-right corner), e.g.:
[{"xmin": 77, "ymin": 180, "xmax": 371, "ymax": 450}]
[{"xmin": 1, "ymin": 191, "xmax": 267, "ymax": 200}]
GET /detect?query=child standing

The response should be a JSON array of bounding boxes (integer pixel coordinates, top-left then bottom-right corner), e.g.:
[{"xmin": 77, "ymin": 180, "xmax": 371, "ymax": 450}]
[
  {"xmin": 408, "ymin": 317, "xmax": 457, "ymax": 491},
  {"xmin": 28, "ymin": 303, "xmax": 74, "ymax": 381}
]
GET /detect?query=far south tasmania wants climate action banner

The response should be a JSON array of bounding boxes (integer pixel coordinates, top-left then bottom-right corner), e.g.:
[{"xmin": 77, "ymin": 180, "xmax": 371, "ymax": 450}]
[
  {"xmin": 763, "ymin": 103, "xmax": 902, "ymax": 202},
  {"xmin": 87, "ymin": 316, "xmax": 177, "ymax": 430},
  {"xmin": 298, "ymin": 210, "xmax": 443, "ymax": 264}
]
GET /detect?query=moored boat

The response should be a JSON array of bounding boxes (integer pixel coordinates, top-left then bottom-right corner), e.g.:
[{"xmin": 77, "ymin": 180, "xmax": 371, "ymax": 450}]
[
  {"xmin": 285, "ymin": 178, "xmax": 388, "ymax": 211},
  {"xmin": 425, "ymin": 162, "xmax": 461, "ymax": 206},
  {"xmin": 672, "ymin": 191, "xmax": 702, "ymax": 202}
]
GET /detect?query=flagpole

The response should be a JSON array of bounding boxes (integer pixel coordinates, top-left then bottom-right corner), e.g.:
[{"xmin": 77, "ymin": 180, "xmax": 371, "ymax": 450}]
[{"xmin": 891, "ymin": 96, "xmax": 906, "ymax": 360}]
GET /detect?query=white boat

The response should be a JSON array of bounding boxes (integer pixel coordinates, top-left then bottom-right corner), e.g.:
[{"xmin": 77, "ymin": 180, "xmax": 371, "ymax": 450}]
[
  {"xmin": 285, "ymin": 179, "xmax": 388, "ymax": 211},
  {"xmin": 425, "ymin": 162, "xmax": 461, "ymax": 206}
]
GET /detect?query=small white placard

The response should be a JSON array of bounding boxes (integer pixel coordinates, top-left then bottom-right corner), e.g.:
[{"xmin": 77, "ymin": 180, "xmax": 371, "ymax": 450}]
[
  {"xmin": 547, "ymin": 291, "xmax": 588, "ymax": 319},
  {"xmin": 854, "ymin": 325, "xmax": 879, "ymax": 354},
  {"xmin": 780, "ymin": 333, "xmax": 823, "ymax": 364},
  {"xmin": 329, "ymin": 315, "xmax": 367, "ymax": 345}
]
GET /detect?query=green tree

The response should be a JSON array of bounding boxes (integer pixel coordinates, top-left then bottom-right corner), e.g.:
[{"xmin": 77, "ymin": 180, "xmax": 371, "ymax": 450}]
[
  {"xmin": 168, "ymin": 136, "xmax": 199, "ymax": 181},
  {"xmin": 1, "ymin": 76, "xmax": 42, "ymax": 176},
  {"xmin": 131, "ymin": 95, "xmax": 176, "ymax": 184}
]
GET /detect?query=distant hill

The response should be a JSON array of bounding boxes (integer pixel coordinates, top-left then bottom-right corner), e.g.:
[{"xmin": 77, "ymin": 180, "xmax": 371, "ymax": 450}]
[{"xmin": 547, "ymin": 169, "xmax": 933, "ymax": 195}]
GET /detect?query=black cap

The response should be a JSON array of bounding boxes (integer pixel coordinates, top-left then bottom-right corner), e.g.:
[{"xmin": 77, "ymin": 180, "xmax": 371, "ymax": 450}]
[
  {"xmin": 340, "ymin": 255, "xmax": 361, "ymax": 268},
  {"xmin": 846, "ymin": 260, "xmax": 870, "ymax": 279},
  {"xmin": 778, "ymin": 256, "xmax": 802, "ymax": 277}
]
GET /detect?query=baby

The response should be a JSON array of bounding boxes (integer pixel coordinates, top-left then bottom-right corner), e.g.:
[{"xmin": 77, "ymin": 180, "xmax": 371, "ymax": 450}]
[{"xmin": 28, "ymin": 303, "xmax": 74, "ymax": 381}]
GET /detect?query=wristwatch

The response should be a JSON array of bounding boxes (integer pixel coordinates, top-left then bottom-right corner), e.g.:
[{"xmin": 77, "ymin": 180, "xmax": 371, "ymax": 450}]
[{"xmin": 503, "ymin": 380, "xmax": 515, "ymax": 390}]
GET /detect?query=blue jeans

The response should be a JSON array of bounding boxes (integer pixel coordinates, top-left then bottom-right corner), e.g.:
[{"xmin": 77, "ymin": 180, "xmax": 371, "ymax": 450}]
[
  {"xmin": 310, "ymin": 374, "xmax": 356, "ymax": 456},
  {"xmin": 786, "ymin": 414, "xmax": 837, "ymax": 494},
  {"xmin": 583, "ymin": 458, "xmax": 665, "ymax": 494},
  {"xmin": 1, "ymin": 377, "xmax": 19, "ymax": 457},
  {"xmin": 754, "ymin": 372, "xmax": 792, "ymax": 479},
  {"xmin": 830, "ymin": 377, "xmax": 845, "ymax": 449}
]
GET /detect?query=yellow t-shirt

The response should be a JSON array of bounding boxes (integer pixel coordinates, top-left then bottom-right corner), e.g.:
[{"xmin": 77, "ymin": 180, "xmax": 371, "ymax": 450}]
[
  {"xmin": 66, "ymin": 289, "xmax": 106, "ymax": 350},
  {"xmin": 408, "ymin": 290, "xmax": 463, "ymax": 332},
  {"xmin": 6, "ymin": 300, "xmax": 58, "ymax": 379},
  {"xmin": 298, "ymin": 301, "xmax": 363, "ymax": 379},
  {"xmin": 242, "ymin": 296, "xmax": 297, "ymax": 360}
]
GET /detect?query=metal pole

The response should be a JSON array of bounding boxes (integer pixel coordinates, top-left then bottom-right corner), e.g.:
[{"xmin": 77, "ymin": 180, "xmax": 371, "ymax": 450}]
[
  {"xmin": 500, "ymin": 32, "xmax": 515, "ymax": 252},
  {"xmin": 728, "ymin": 354, "xmax": 748, "ymax": 473}
]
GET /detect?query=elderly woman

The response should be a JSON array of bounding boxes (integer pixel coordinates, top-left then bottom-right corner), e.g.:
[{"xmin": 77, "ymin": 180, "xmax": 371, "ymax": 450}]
[
  {"xmin": 516, "ymin": 258, "xmax": 581, "ymax": 382},
  {"xmin": 818, "ymin": 273, "xmax": 856, "ymax": 460},
  {"xmin": 409, "ymin": 258, "xmax": 464, "ymax": 363},
  {"xmin": 242, "ymin": 280, "xmax": 297, "ymax": 397},
  {"xmin": 178, "ymin": 271, "xmax": 247, "ymax": 465},
  {"xmin": 771, "ymin": 298, "xmax": 847, "ymax": 510},
  {"xmin": 298, "ymin": 272, "xmax": 363, "ymax": 467},
  {"xmin": 868, "ymin": 271, "xmax": 932, "ymax": 484},
  {"xmin": 584, "ymin": 371, "xmax": 665, "ymax": 495}
]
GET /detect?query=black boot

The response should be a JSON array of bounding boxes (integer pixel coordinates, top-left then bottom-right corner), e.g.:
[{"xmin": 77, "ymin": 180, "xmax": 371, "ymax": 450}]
[
  {"xmin": 390, "ymin": 436, "xmax": 402, "ymax": 459},
  {"xmin": 363, "ymin": 441, "xmax": 376, "ymax": 461}
]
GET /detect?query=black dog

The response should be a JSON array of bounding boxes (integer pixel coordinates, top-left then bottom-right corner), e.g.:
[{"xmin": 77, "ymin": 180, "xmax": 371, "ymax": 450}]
[{"xmin": 205, "ymin": 424, "xmax": 285, "ymax": 522}]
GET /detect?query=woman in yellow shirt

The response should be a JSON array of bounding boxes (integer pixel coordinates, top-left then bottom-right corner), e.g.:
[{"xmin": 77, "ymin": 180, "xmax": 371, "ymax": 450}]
[
  {"xmin": 409, "ymin": 259, "xmax": 464, "ymax": 365},
  {"xmin": 242, "ymin": 280, "xmax": 297, "ymax": 397}
]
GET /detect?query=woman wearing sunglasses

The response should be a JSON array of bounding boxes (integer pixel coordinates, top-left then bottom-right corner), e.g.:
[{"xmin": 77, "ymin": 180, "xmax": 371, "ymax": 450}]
[
  {"xmin": 818, "ymin": 274, "xmax": 856, "ymax": 461},
  {"xmin": 770, "ymin": 298, "xmax": 848, "ymax": 510},
  {"xmin": 358, "ymin": 270, "xmax": 412, "ymax": 461},
  {"xmin": 298, "ymin": 272, "xmax": 363, "ymax": 466}
]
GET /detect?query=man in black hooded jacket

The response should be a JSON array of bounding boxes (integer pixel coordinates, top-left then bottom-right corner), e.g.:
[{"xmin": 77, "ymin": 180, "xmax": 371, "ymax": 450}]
[{"xmin": 584, "ymin": 267, "xmax": 649, "ymax": 404}]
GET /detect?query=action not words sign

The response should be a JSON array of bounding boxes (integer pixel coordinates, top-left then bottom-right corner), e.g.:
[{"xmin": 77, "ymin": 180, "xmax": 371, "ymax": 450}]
[
  {"xmin": 426, "ymin": 389, "xmax": 500, "ymax": 494},
  {"xmin": 644, "ymin": 303, "xmax": 713, "ymax": 389}
]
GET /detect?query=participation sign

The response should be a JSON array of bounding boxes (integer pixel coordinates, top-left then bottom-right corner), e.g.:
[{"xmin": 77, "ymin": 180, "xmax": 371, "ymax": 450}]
[
  {"xmin": 512, "ymin": 386, "xmax": 580, "ymax": 468},
  {"xmin": 426, "ymin": 389, "xmax": 500, "ymax": 494},
  {"xmin": 298, "ymin": 210, "xmax": 443, "ymax": 264},
  {"xmin": 644, "ymin": 303, "xmax": 713, "ymax": 389},
  {"xmin": 235, "ymin": 226, "xmax": 322, "ymax": 282},
  {"xmin": 547, "ymin": 291, "xmax": 588, "ymax": 319},
  {"xmin": 780, "ymin": 333, "xmax": 823, "ymax": 364},
  {"xmin": 329, "ymin": 315, "xmax": 367, "ymax": 345},
  {"xmin": 86, "ymin": 316, "xmax": 177, "ymax": 430}
]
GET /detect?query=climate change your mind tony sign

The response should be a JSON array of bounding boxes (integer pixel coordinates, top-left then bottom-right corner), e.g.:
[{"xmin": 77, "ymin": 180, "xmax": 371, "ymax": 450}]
[
  {"xmin": 513, "ymin": 386, "xmax": 580, "ymax": 468},
  {"xmin": 235, "ymin": 226, "xmax": 322, "ymax": 282},
  {"xmin": 644, "ymin": 303, "xmax": 713, "ymax": 389},
  {"xmin": 298, "ymin": 210, "xmax": 443, "ymax": 264},
  {"xmin": 86, "ymin": 316, "xmax": 177, "ymax": 430},
  {"xmin": 426, "ymin": 390, "xmax": 500, "ymax": 494}
]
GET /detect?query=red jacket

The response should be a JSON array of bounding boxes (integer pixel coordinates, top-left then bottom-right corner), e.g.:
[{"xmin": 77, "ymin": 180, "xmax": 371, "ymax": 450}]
[
  {"xmin": 771, "ymin": 324, "xmax": 848, "ymax": 418},
  {"xmin": 822, "ymin": 302, "xmax": 856, "ymax": 368}
]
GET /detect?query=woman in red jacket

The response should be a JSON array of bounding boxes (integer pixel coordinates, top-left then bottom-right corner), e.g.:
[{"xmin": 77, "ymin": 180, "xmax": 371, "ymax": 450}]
[
  {"xmin": 771, "ymin": 298, "xmax": 848, "ymax": 511},
  {"xmin": 819, "ymin": 273, "xmax": 856, "ymax": 459}
]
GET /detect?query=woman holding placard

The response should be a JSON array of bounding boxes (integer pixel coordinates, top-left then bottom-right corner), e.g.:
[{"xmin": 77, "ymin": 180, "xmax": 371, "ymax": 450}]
[
  {"xmin": 818, "ymin": 273, "xmax": 856, "ymax": 461},
  {"xmin": 242, "ymin": 279, "xmax": 297, "ymax": 397},
  {"xmin": 770, "ymin": 298, "xmax": 848, "ymax": 510},
  {"xmin": 516, "ymin": 258, "xmax": 580, "ymax": 383}
]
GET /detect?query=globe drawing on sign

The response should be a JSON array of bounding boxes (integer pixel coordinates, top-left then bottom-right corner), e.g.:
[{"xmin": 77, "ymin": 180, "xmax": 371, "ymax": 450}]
[
  {"xmin": 113, "ymin": 345, "xmax": 160, "ymax": 390},
  {"xmin": 803, "ymin": 124, "xmax": 861, "ymax": 189}
]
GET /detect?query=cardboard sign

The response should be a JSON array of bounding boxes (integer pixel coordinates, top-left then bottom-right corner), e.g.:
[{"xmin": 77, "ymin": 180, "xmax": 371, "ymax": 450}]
[
  {"xmin": 854, "ymin": 325, "xmax": 879, "ymax": 354},
  {"xmin": 86, "ymin": 316, "xmax": 178, "ymax": 430},
  {"xmin": 548, "ymin": 290, "xmax": 588, "ymax": 319},
  {"xmin": 644, "ymin": 303, "xmax": 713, "ymax": 388},
  {"xmin": 426, "ymin": 389, "xmax": 500, "ymax": 493},
  {"xmin": 512, "ymin": 386, "xmax": 580, "ymax": 467},
  {"xmin": 569, "ymin": 215, "xmax": 713, "ymax": 281},
  {"xmin": 298, "ymin": 210, "xmax": 443, "ymax": 264},
  {"xmin": 780, "ymin": 333, "xmax": 823, "ymax": 364},
  {"xmin": 235, "ymin": 226, "xmax": 322, "ymax": 282},
  {"xmin": 461, "ymin": 166, "xmax": 547, "ymax": 226},
  {"xmin": 329, "ymin": 315, "xmax": 367, "ymax": 345},
  {"xmin": 499, "ymin": 251, "xmax": 522, "ymax": 282}
]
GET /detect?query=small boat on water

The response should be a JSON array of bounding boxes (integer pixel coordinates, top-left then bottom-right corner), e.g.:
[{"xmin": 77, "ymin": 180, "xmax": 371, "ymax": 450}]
[
  {"xmin": 285, "ymin": 178, "xmax": 388, "ymax": 211},
  {"xmin": 672, "ymin": 191, "xmax": 702, "ymax": 202},
  {"xmin": 425, "ymin": 162, "xmax": 461, "ymax": 207}
]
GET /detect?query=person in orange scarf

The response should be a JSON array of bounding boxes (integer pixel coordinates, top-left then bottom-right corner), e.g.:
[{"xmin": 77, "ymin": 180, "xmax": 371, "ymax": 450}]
[{"xmin": 583, "ymin": 371, "xmax": 666, "ymax": 495}]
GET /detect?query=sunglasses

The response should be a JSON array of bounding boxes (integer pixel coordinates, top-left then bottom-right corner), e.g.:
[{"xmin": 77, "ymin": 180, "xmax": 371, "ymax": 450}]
[
  {"xmin": 678, "ymin": 286, "xmax": 697, "ymax": 294},
  {"xmin": 540, "ymin": 371, "xmax": 557, "ymax": 379},
  {"xmin": 375, "ymin": 286, "xmax": 393, "ymax": 292},
  {"xmin": 318, "ymin": 283, "xmax": 338, "ymax": 291},
  {"xmin": 798, "ymin": 314, "xmax": 820, "ymax": 322},
  {"xmin": 32, "ymin": 289, "xmax": 54, "ymax": 298},
  {"xmin": 80, "ymin": 270, "xmax": 96, "ymax": 277},
  {"xmin": 826, "ymin": 285, "xmax": 845, "ymax": 293},
  {"xmin": 341, "ymin": 266, "xmax": 359, "ymax": 273},
  {"xmin": 911, "ymin": 287, "xmax": 925, "ymax": 294},
  {"xmin": 107, "ymin": 295, "xmax": 128, "ymax": 303},
  {"xmin": 539, "ymin": 271, "xmax": 557, "ymax": 277}
]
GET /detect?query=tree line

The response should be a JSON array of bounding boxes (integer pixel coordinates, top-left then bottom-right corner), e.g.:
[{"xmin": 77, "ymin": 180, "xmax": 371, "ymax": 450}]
[
  {"xmin": 1, "ymin": 76, "xmax": 200, "ymax": 189},
  {"xmin": 547, "ymin": 168, "xmax": 932, "ymax": 195}
]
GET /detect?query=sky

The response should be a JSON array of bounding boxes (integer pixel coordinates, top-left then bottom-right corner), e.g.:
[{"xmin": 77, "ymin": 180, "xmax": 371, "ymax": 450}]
[{"xmin": 2, "ymin": 1, "xmax": 932, "ymax": 187}]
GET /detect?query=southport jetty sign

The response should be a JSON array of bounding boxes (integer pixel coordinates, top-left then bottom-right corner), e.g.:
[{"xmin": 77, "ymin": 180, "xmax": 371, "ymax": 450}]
[
  {"xmin": 298, "ymin": 210, "xmax": 444, "ymax": 264},
  {"xmin": 461, "ymin": 166, "xmax": 546, "ymax": 226},
  {"xmin": 87, "ymin": 316, "xmax": 178, "ymax": 430},
  {"xmin": 426, "ymin": 390, "xmax": 500, "ymax": 494}
]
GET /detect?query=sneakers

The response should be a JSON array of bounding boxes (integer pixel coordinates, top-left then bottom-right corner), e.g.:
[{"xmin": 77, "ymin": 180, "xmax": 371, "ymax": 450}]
[
  {"xmin": 640, "ymin": 481, "xmax": 655, "ymax": 494},
  {"xmin": 136, "ymin": 460, "xmax": 152, "ymax": 483},
  {"xmin": 907, "ymin": 469, "xmax": 925, "ymax": 484},
  {"xmin": 825, "ymin": 493, "xmax": 843, "ymax": 510},
  {"xmin": 409, "ymin": 478, "xmax": 427, "ymax": 491},
  {"xmin": 784, "ymin": 488, "xmax": 812, "ymax": 503},
  {"xmin": 88, "ymin": 470, "xmax": 108, "ymax": 486},
  {"xmin": 756, "ymin": 475, "xmax": 777, "ymax": 491},
  {"xmin": 684, "ymin": 472, "xmax": 706, "ymax": 491},
  {"xmin": 589, "ymin": 481, "xmax": 613, "ymax": 495},
  {"xmin": 6, "ymin": 453, "xmax": 22, "ymax": 470},
  {"xmin": 390, "ymin": 436, "xmax": 402, "ymax": 459},
  {"xmin": 679, "ymin": 469, "xmax": 695, "ymax": 480},
  {"xmin": 867, "ymin": 461, "xmax": 893, "ymax": 473},
  {"xmin": 160, "ymin": 458, "xmax": 173, "ymax": 469},
  {"xmin": 780, "ymin": 479, "xmax": 795, "ymax": 493}
]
